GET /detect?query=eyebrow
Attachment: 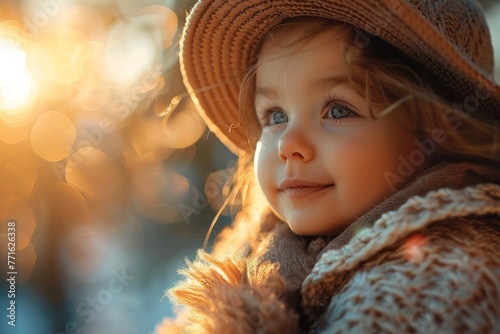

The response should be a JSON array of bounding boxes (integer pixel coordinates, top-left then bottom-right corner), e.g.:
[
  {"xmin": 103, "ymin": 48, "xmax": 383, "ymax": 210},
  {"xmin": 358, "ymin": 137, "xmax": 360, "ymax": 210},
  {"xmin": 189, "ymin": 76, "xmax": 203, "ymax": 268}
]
[
  {"xmin": 255, "ymin": 75, "xmax": 351, "ymax": 99},
  {"xmin": 312, "ymin": 75, "xmax": 350, "ymax": 91},
  {"xmin": 255, "ymin": 87, "xmax": 279, "ymax": 99}
]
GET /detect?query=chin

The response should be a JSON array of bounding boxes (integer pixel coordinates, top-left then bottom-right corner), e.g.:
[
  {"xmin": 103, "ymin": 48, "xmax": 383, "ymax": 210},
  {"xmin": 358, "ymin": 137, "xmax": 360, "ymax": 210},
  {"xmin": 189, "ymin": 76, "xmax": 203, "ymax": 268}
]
[
  {"xmin": 287, "ymin": 222, "xmax": 326, "ymax": 236},
  {"xmin": 287, "ymin": 219, "xmax": 350, "ymax": 237}
]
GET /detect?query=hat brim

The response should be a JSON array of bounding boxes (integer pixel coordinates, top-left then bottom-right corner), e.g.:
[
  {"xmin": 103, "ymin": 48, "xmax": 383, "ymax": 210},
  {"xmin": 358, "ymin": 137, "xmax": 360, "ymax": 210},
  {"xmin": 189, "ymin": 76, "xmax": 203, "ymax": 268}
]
[{"xmin": 180, "ymin": 0, "xmax": 500, "ymax": 155}]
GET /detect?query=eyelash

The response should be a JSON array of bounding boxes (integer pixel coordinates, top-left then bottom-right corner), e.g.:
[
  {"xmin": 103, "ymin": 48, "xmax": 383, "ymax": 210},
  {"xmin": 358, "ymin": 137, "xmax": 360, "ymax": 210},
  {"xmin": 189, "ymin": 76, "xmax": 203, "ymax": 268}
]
[
  {"xmin": 258, "ymin": 96, "xmax": 357, "ymax": 126},
  {"xmin": 258, "ymin": 108, "xmax": 286, "ymax": 126},
  {"xmin": 323, "ymin": 96, "xmax": 357, "ymax": 123}
]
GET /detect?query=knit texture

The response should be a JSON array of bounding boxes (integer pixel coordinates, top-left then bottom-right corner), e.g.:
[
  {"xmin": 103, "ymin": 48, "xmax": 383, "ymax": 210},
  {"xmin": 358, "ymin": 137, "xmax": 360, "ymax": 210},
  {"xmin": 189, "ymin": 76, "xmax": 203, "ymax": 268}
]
[
  {"xmin": 302, "ymin": 183, "xmax": 500, "ymax": 332},
  {"xmin": 160, "ymin": 161, "xmax": 500, "ymax": 333},
  {"xmin": 313, "ymin": 215, "xmax": 500, "ymax": 333}
]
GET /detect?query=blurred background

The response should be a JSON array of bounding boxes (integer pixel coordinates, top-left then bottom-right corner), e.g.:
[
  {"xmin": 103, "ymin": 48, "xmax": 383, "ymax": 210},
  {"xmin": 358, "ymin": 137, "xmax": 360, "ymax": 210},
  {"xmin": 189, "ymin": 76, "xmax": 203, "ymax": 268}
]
[{"xmin": 0, "ymin": 0, "xmax": 499, "ymax": 333}]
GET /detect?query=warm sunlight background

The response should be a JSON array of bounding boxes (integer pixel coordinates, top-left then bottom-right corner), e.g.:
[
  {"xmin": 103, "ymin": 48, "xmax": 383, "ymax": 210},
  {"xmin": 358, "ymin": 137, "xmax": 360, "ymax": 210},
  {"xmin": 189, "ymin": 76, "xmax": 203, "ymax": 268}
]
[
  {"xmin": 0, "ymin": 0, "xmax": 498, "ymax": 333},
  {"xmin": 0, "ymin": 39, "xmax": 36, "ymax": 113},
  {"xmin": 0, "ymin": 1, "xmax": 232, "ymax": 333}
]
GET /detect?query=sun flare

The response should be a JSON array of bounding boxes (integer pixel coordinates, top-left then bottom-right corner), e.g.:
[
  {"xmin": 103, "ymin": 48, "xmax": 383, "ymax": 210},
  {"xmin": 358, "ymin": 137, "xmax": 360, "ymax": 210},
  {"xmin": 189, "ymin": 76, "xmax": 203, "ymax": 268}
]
[{"xmin": 0, "ymin": 38, "xmax": 37, "ymax": 114}]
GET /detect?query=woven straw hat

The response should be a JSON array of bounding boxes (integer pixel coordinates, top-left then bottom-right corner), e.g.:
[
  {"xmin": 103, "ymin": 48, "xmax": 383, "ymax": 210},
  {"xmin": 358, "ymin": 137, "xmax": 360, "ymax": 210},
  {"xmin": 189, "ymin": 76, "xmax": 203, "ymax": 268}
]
[{"xmin": 179, "ymin": 0, "xmax": 500, "ymax": 155}]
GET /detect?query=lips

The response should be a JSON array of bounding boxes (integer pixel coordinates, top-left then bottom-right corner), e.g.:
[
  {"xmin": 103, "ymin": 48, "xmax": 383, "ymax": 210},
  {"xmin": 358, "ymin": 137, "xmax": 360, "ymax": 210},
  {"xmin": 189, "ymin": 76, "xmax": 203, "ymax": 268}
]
[{"xmin": 278, "ymin": 179, "xmax": 334, "ymax": 198}]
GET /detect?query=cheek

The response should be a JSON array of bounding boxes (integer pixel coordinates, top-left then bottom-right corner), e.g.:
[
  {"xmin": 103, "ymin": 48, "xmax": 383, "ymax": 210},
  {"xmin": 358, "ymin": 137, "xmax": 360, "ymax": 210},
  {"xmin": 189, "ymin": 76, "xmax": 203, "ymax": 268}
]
[
  {"xmin": 327, "ymin": 139, "xmax": 381, "ymax": 182},
  {"xmin": 327, "ymin": 125, "xmax": 410, "ymax": 184},
  {"xmin": 254, "ymin": 141, "xmax": 276, "ymax": 192}
]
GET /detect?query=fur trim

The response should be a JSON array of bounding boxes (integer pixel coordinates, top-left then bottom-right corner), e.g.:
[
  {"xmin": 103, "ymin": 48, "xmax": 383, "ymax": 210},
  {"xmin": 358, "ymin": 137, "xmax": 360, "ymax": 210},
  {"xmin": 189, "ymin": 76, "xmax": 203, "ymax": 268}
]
[
  {"xmin": 154, "ymin": 317, "xmax": 181, "ymax": 334},
  {"xmin": 167, "ymin": 251, "xmax": 301, "ymax": 333}
]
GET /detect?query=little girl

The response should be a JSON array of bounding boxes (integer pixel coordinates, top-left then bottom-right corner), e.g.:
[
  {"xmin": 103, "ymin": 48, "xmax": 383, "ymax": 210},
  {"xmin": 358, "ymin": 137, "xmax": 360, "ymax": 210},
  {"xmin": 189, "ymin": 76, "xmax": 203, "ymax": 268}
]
[{"xmin": 157, "ymin": 0, "xmax": 500, "ymax": 333}]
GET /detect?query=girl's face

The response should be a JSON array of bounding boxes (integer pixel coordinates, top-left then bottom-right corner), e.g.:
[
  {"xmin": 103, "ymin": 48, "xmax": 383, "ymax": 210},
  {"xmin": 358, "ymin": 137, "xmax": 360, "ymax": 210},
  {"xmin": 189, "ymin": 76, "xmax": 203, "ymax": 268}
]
[{"xmin": 254, "ymin": 26, "xmax": 425, "ymax": 236}]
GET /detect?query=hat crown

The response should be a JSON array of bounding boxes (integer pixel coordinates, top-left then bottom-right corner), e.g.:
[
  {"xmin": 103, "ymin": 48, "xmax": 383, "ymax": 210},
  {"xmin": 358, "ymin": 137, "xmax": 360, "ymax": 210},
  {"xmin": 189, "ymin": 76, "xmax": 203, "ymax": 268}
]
[{"xmin": 407, "ymin": 0, "xmax": 493, "ymax": 75}]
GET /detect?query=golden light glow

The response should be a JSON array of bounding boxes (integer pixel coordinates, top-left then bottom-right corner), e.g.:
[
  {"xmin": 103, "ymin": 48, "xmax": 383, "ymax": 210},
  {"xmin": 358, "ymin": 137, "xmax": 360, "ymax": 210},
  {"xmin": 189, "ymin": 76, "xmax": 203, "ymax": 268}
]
[
  {"xmin": 31, "ymin": 111, "xmax": 76, "ymax": 162},
  {"xmin": 57, "ymin": 6, "xmax": 106, "ymax": 40},
  {"xmin": 0, "ymin": 120, "xmax": 29, "ymax": 144},
  {"xmin": 66, "ymin": 147, "xmax": 123, "ymax": 199},
  {"xmin": 128, "ymin": 118, "xmax": 174, "ymax": 164},
  {"xmin": 162, "ymin": 100, "xmax": 206, "ymax": 149},
  {"xmin": 47, "ymin": 182, "xmax": 89, "ymax": 224},
  {"xmin": 138, "ymin": 6, "xmax": 179, "ymax": 48},
  {"xmin": 133, "ymin": 167, "xmax": 189, "ymax": 205},
  {"xmin": 0, "ymin": 196, "xmax": 36, "ymax": 250},
  {"xmin": 0, "ymin": 38, "xmax": 37, "ymax": 114},
  {"xmin": 0, "ymin": 0, "xmax": 209, "ymax": 289},
  {"xmin": 102, "ymin": 20, "xmax": 156, "ymax": 85},
  {"xmin": 0, "ymin": 147, "xmax": 38, "ymax": 202},
  {"xmin": 75, "ymin": 90, "xmax": 109, "ymax": 111},
  {"xmin": 132, "ymin": 165, "xmax": 190, "ymax": 222},
  {"xmin": 42, "ymin": 28, "xmax": 100, "ymax": 85},
  {"xmin": 205, "ymin": 169, "xmax": 232, "ymax": 216}
]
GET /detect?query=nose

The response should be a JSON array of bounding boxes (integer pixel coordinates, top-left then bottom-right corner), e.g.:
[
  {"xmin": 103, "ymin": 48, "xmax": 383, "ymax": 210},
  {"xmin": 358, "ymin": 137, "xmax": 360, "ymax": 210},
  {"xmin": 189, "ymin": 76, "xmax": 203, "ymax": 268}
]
[{"xmin": 278, "ymin": 123, "xmax": 314, "ymax": 163}]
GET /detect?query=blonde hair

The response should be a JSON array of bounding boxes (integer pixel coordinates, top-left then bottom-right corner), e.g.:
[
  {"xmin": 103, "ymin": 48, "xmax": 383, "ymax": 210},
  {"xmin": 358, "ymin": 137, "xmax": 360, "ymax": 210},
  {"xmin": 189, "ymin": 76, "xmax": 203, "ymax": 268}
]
[{"xmin": 207, "ymin": 16, "xmax": 500, "ymax": 250}]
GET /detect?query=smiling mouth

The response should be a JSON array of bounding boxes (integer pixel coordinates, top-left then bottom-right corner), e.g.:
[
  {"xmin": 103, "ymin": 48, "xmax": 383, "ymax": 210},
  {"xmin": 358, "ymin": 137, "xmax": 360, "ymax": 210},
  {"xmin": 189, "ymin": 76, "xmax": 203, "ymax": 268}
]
[{"xmin": 280, "ymin": 184, "xmax": 334, "ymax": 199}]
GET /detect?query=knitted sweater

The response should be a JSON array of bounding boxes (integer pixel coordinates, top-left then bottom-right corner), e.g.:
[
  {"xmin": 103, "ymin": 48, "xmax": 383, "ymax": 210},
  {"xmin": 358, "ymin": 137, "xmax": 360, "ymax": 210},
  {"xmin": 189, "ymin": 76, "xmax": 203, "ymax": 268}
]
[{"xmin": 158, "ymin": 161, "xmax": 500, "ymax": 334}]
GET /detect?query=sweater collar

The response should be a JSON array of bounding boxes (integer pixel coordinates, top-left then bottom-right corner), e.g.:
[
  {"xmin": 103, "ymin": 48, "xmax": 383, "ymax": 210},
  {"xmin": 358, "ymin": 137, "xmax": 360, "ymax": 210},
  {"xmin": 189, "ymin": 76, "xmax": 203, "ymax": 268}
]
[{"xmin": 300, "ymin": 161, "xmax": 500, "ymax": 323}]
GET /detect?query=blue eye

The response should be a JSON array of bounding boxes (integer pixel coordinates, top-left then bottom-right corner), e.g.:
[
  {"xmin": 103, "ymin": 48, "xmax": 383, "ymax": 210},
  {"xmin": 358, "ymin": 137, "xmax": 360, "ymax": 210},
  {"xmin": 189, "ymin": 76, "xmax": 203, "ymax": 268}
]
[
  {"xmin": 267, "ymin": 110, "xmax": 288, "ymax": 125},
  {"xmin": 328, "ymin": 104, "xmax": 352, "ymax": 119}
]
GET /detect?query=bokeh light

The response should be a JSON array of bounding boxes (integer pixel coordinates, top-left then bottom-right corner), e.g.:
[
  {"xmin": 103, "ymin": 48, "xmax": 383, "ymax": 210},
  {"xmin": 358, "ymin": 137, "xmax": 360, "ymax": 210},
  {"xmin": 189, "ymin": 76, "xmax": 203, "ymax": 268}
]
[
  {"xmin": 0, "ymin": 38, "xmax": 37, "ymax": 116},
  {"xmin": 161, "ymin": 99, "xmax": 206, "ymax": 149},
  {"xmin": 56, "ymin": 6, "xmax": 106, "ymax": 41},
  {"xmin": 0, "ymin": 147, "xmax": 38, "ymax": 202},
  {"xmin": 47, "ymin": 182, "xmax": 89, "ymax": 225},
  {"xmin": 42, "ymin": 28, "xmax": 97, "ymax": 85},
  {"xmin": 0, "ymin": 196, "xmax": 36, "ymax": 250},
  {"xmin": 103, "ymin": 20, "xmax": 157, "ymax": 85},
  {"xmin": 31, "ymin": 110, "xmax": 76, "ymax": 162},
  {"xmin": 60, "ymin": 216, "xmax": 116, "ymax": 285},
  {"xmin": 74, "ymin": 89, "xmax": 110, "ymax": 112},
  {"xmin": 137, "ymin": 5, "xmax": 179, "ymax": 48},
  {"xmin": 0, "ymin": 120, "xmax": 30, "ymax": 144},
  {"xmin": 132, "ymin": 165, "xmax": 190, "ymax": 222},
  {"xmin": 0, "ymin": 1, "xmax": 226, "ymax": 332},
  {"xmin": 127, "ymin": 118, "xmax": 174, "ymax": 165},
  {"xmin": 205, "ymin": 168, "xmax": 233, "ymax": 216},
  {"xmin": 66, "ymin": 147, "xmax": 123, "ymax": 200}
]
